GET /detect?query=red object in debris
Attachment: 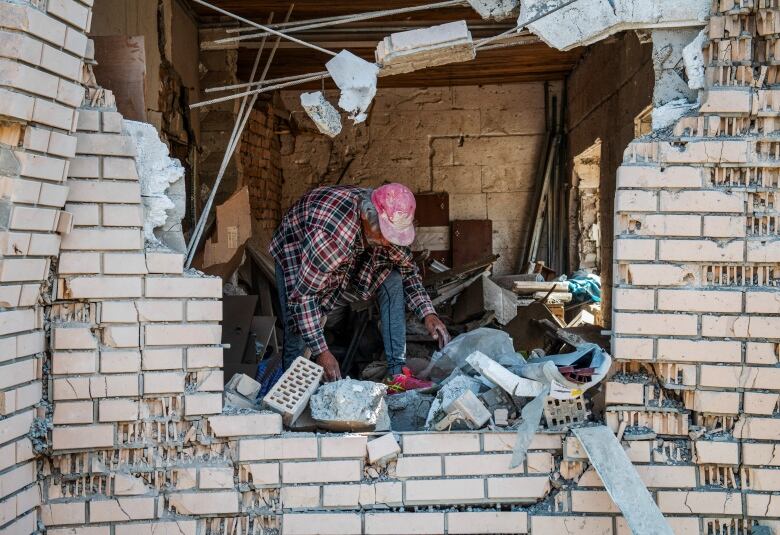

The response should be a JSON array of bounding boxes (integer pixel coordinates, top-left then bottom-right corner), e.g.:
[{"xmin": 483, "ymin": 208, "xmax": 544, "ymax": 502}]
[{"xmin": 385, "ymin": 367, "xmax": 433, "ymax": 394}]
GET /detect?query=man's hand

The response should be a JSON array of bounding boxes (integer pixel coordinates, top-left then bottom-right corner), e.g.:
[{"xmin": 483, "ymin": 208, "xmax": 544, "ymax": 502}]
[
  {"xmin": 424, "ymin": 314, "xmax": 451, "ymax": 349},
  {"xmin": 316, "ymin": 350, "xmax": 342, "ymax": 382}
]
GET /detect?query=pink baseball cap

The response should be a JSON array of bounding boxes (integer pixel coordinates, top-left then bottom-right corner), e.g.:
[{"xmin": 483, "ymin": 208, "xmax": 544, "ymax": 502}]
[{"xmin": 371, "ymin": 183, "xmax": 416, "ymax": 246}]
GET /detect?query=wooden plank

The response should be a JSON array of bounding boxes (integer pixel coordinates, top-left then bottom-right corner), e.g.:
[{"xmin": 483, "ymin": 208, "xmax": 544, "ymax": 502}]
[
  {"xmin": 451, "ymin": 219, "xmax": 492, "ymax": 268},
  {"xmin": 414, "ymin": 192, "xmax": 449, "ymax": 227},
  {"xmin": 512, "ymin": 281, "xmax": 569, "ymax": 294},
  {"xmin": 235, "ymin": 42, "xmax": 583, "ymax": 88}
]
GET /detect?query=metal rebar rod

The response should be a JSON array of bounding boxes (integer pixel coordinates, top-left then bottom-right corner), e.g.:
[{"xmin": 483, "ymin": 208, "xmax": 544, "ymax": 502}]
[
  {"xmin": 226, "ymin": 12, "xmax": 353, "ymax": 32},
  {"xmin": 186, "ymin": 6, "xmax": 294, "ymax": 267},
  {"xmin": 190, "ymin": 72, "xmax": 331, "ymax": 109},
  {"xmin": 213, "ymin": 0, "xmax": 467, "ymax": 45},
  {"xmin": 205, "ymin": 71, "xmax": 329, "ymax": 93},
  {"xmin": 191, "ymin": 0, "xmax": 336, "ymax": 56}
]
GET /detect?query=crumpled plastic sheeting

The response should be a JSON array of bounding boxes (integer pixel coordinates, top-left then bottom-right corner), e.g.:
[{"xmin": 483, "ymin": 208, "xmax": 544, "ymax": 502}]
[
  {"xmin": 509, "ymin": 384, "xmax": 549, "ymax": 468},
  {"xmin": 423, "ymin": 328, "xmax": 519, "ymax": 383},
  {"xmin": 519, "ymin": 343, "xmax": 612, "ymax": 400},
  {"xmin": 326, "ymin": 50, "xmax": 379, "ymax": 123},
  {"xmin": 123, "ymin": 120, "xmax": 185, "ymax": 245}
]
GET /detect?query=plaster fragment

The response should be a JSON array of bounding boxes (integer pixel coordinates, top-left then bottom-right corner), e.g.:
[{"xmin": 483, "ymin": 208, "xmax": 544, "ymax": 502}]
[
  {"xmin": 652, "ymin": 98, "xmax": 698, "ymax": 130},
  {"xmin": 123, "ymin": 120, "xmax": 185, "ymax": 250},
  {"xmin": 325, "ymin": 50, "xmax": 379, "ymax": 124},
  {"xmin": 683, "ymin": 29, "xmax": 707, "ymax": 90}
]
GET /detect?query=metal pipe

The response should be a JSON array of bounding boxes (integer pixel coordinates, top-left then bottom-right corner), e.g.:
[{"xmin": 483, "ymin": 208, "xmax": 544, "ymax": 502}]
[
  {"xmin": 205, "ymin": 71, "xmax": 329, "ymax": 94},
  {"xmin": 190, "ymin": 72, "xmax": 331, "ymax": 110}
]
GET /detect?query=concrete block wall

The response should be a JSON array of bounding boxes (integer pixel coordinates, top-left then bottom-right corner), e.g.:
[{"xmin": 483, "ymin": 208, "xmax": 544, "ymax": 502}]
[
  {"xmin": 611, "ymin": 0, "xmax": 780, "ymax": 530},
  {"xmin": 279, "ymin": 84, "xmax": 559, "ymax": 275},
  {"xmin": 0, "ymin": 0, "xmax": 93, "ymax": 531}
]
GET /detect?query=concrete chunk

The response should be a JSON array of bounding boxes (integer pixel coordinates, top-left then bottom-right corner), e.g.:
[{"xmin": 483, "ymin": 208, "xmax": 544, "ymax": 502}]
[
  {"xmin": 519, "ymin": 0, "xmax": 709, "ymax": 51},
  {"xmin": 300, "ymin": 91, "xmax": 342, "ymax": 138},
  {"xmin": 435, "ymin": 390, "xmax": 491, "ymax": 430},
  {"xmin": 310, "ymin": 378, "xmax": 387, "ymax": 432}
]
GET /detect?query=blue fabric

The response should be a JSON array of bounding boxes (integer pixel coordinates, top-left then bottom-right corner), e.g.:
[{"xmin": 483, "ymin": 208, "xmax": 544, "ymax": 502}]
[
  {"xmin": 567, "ymin": 273, "xmax": 602, "ymax": 303},
  {"xmin": 255, "ymin": 358, "xmax": 283, "ymax": 399},
  {"xmin": 276, "ymin": 263, "xmax": 407, "ymax": 373}
]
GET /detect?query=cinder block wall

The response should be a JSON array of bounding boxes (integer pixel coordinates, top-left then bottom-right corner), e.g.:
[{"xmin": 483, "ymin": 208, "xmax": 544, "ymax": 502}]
[{"xmin": 279, "ymin": 84, "xmax": 560, "ymax": 275}]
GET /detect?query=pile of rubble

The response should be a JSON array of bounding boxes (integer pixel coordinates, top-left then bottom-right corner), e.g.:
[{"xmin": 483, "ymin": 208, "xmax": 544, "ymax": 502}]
[{"xmin": 224, "ymin": 327, "xmax": 610, "ymax": 447}]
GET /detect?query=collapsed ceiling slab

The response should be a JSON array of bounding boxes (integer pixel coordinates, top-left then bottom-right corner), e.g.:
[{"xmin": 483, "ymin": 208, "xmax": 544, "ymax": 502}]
[{"xmin": 520, "ymin": 0, "xmax": 710, "ymax": 51}]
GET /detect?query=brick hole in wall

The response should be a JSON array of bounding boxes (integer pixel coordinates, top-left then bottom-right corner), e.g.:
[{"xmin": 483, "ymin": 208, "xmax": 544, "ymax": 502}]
[{"xmin": 9, "ymin": 0, "xmax": 780, "ymax": 533}]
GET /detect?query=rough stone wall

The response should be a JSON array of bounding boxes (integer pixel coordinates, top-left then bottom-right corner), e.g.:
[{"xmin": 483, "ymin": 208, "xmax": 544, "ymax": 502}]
[
  {"xmin": 240, "ymin": 106, "xmax": 283, "ymax": 244},
  {"xmin": 610, "ymin": 0, "xmax": 780, "ymax": 531},
  {"xmin": 0, "ymin": 0, "xmax": 93, "ymax": 531},
  {"xmin": 280, "ymin": 84, "xmax": 559, "ymax": 275}
]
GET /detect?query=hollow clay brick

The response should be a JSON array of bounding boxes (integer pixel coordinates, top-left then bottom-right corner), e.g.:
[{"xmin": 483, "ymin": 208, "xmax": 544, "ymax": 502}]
[{"xmin": 263, "ymin": 356, "xmax": 323, "ymax": 426}]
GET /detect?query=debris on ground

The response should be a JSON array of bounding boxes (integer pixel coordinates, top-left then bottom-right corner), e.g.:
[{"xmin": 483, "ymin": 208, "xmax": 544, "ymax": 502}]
[
  {"xmin": 224, "ymin": 373, "xmax": 263, "ymax": 411},
  {"xmin": 386, "ymin": 390, "xmax": 433, "ymax": 431}
]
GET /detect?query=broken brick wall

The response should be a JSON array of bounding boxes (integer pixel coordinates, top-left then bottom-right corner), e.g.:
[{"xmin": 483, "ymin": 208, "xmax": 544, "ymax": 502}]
[
  {"xmin": 0, "ymin": 0, "xmax": 95, "ymax": 531},
  {"xmin": 239, "ymin": 106, "xmax": 283, "ymax": 245},
  {"xmin": 608, "ymin": 0, "xmax": 780, "ymax": 530},
  {"xmin": 567, "ymin": 30, "xmax": 654, "ymax": 328},
  {"xmin": 279, "ymin": 83, "xmax": 561, "ymax": 275}
]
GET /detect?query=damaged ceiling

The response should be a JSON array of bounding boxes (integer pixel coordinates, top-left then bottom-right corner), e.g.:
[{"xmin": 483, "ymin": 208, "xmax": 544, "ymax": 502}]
[{"xmin": 191, "ymin": 0, "xmax": 585, "ymax": 86}]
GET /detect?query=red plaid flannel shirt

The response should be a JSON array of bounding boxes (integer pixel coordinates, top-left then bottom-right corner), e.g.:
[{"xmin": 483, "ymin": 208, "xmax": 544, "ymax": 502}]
[{"xmin": 269, "ymin": 186, "xmax": 435, "ymax": 356}]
